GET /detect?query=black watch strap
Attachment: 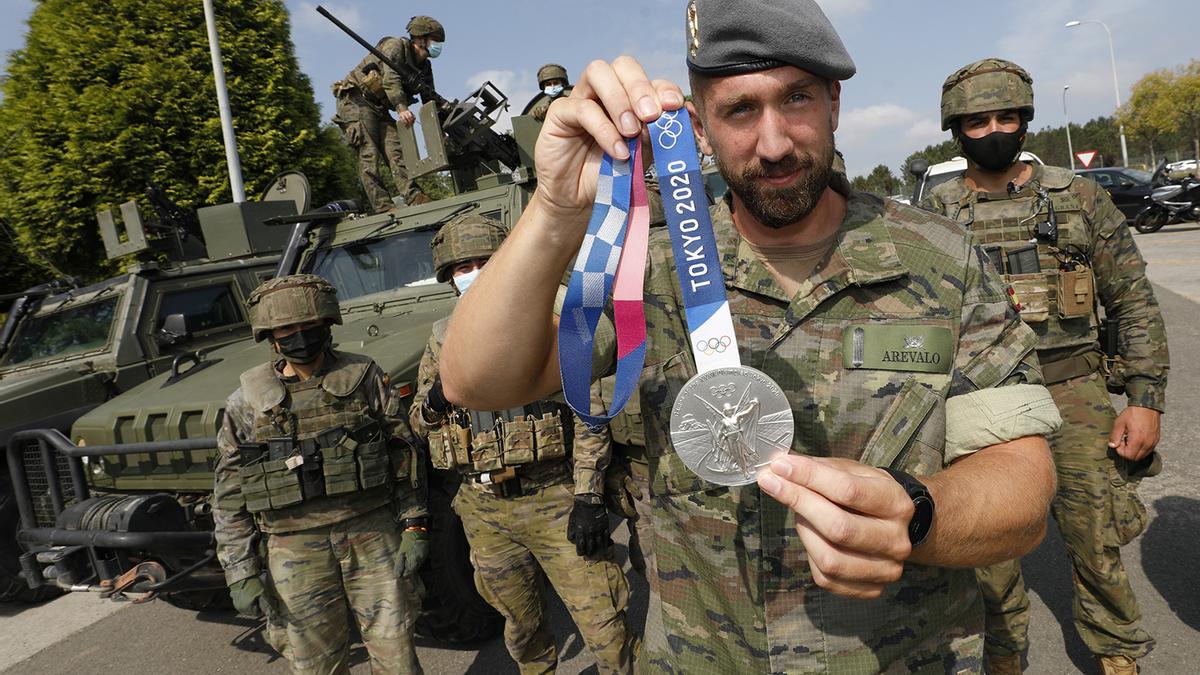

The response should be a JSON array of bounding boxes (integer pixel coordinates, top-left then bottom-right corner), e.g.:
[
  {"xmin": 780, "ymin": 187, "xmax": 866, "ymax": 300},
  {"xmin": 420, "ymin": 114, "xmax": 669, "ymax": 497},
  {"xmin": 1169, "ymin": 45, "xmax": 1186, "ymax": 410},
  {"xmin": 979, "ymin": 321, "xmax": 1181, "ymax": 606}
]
[{"xmin": 881, "ymin": 467, "xmax": 935, "ymax": 548}]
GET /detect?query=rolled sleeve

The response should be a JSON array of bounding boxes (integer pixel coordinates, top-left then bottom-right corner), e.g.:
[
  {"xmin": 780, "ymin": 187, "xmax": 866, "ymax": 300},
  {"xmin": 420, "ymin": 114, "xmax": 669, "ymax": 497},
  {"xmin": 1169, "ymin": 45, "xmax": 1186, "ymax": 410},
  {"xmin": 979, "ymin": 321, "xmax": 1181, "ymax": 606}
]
[{"xmin": 944, "ymin": 384, "xmax": 1063, "ymax": 462}]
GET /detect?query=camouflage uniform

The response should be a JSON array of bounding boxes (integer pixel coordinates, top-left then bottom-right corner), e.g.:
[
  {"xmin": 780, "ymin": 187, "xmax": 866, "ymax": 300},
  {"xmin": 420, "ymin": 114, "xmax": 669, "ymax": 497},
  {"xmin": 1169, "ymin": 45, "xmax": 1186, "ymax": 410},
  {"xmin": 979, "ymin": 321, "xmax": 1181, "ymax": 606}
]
[
  {"xmin": 410, "ymin": 321, "xmax": 634, "ymax": 674},
  {"xmin": 625, "ymin": 172, "xmax": 1057, "ymax": 672},
  {"xmin": 924, "ymin": 59, "xmax": 1169, "ymax": 663},
  {"xmin": 410, "ymin": 215, "xmax": 635, "ymax": 674},
  {"xmin": 213, "ymin": 277, "xmax": 427, "ymax": 674},
  {"xmin": 927, "ymin": 166, "xmax": 1167, "ymax": 660},
  {"xmin": 596, "ymin": 379, "xmax": 655, "ymax": 583},
  {"xmin": 332, "ymin": 17, "xmax": 442, "ymax": 212}
]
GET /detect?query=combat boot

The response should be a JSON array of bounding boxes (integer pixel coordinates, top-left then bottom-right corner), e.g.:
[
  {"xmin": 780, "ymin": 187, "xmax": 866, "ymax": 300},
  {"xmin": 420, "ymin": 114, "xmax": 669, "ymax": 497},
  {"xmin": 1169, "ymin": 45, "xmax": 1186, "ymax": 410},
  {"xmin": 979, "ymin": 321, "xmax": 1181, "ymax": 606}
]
[
  {"xmin": 1097, "ymin": 654, "xmax": 1138, "ymax": 675},
  {"xmin": 985, "ymin": 652, "xmax": 1022, "ymax": 675}
]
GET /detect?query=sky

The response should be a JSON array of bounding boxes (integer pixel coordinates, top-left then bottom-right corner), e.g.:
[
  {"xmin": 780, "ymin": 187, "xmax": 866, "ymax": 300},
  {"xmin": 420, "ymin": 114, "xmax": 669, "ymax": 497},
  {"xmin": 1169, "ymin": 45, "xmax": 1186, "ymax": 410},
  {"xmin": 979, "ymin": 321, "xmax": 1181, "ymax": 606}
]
[{"xmin": 2, "ymin": 0, "xmax": 1199, "ymax": 179}]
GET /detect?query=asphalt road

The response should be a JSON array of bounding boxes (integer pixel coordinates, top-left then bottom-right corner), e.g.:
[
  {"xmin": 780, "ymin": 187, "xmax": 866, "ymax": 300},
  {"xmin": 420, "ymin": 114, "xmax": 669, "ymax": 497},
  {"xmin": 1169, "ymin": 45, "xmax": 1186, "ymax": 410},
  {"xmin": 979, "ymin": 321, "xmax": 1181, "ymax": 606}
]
[{"xmin": 2, "ymin": 225, "xmax": 1197, "ymax": 674}]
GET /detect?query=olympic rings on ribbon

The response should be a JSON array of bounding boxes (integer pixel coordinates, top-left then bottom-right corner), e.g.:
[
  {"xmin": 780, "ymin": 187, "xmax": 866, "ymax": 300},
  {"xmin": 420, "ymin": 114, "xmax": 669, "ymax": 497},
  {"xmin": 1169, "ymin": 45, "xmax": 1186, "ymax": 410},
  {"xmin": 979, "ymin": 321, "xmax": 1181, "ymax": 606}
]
[
  {"xmin": 654, "ymin": 110, "xmax": 685, "ymax": 150},
  {"xmin": 695, "ymin": 335, "xmax": 732, "ymax": 356}
]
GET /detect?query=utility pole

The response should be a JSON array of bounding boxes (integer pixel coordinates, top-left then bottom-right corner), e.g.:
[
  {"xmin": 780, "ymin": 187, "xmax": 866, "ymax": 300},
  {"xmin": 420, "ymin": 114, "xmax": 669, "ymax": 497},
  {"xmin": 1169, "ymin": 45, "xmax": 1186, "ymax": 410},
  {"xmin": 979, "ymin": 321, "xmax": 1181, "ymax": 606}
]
[
  {"xmin": 1064, "ymin": 85, "xmax": 1076, "ymax": 171},
  {"xmin": 202, "ymin": 0, "xmax": 246, "ymax": 202}
]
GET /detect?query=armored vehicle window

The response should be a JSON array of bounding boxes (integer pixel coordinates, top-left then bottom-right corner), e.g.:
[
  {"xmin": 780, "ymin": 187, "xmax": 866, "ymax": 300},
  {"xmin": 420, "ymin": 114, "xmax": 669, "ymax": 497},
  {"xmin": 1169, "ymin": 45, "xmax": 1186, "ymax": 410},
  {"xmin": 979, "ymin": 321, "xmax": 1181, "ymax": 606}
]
[
  {"xmin": 310, "ymin": 229, "xmax": 441, "ymax": 301},
  {"xmin": 155, "ymin": 284, "xmax": 243, "ymax": 333},
  {"xmin": 2, "ymin": 296, "xmax": 121, "ymax": 366}
]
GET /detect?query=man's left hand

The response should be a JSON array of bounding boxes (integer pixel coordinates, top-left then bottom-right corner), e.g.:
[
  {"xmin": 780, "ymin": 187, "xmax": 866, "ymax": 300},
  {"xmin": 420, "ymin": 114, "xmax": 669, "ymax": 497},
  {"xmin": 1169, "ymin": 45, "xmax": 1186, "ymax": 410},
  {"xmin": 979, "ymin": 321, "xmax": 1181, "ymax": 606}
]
[
  {"xmin": 758, "ymin": 456, "xmax": 913, "ymax": 599},
  {"xmin": 395, "ymin": 526, "xmax": 430, "ymax": 578},
  {"xmin": 1109, "ymin": 406, "xmax": 1161, "ymax": 461}
]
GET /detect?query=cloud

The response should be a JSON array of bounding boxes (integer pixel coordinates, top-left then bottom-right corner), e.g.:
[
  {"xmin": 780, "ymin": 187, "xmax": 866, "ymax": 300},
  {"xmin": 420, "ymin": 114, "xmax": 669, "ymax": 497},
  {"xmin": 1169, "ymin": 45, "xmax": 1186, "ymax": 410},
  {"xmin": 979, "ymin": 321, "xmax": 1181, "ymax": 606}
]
[
  {"xmin": 465, "ymin": 69, "xmax": 537, "ymax": 133},
  {"xmin": 837, "ymin": 103, "xmax": 947, "ymax": 177}
]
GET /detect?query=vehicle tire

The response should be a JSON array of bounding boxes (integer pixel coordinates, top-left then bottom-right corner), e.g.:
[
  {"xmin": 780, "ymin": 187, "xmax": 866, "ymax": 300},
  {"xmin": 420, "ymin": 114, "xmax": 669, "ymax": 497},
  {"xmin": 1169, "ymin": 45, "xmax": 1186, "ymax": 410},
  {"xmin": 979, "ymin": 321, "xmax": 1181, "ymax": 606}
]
[
  {"xmin": 415, "ymin": 470, "xmax": 503, "ymax": 644},
  {"xmin": 1133, "ymin": 209, "xmax": 1167, "ymax": 233},
  {"xmin": 0, "ymin": 475, "xmax": 62, "ymax": 604}
]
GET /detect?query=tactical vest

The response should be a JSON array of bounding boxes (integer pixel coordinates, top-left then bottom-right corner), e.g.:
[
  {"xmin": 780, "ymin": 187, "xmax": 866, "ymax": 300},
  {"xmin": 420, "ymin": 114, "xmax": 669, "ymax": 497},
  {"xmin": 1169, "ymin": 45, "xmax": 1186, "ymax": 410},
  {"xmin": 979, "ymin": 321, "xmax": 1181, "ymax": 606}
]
[
  {"xmin": 426, "ymin": 401, "xmax": 573, "ymax": 477},
  {"xmin": 336, "ymin": 37, "xmax": 415, "ymax": 106},
  {"xmin": 236, "ymin": 353, "xmax": 395, "ymax": 531},
  {"xmin": 930, "ymin": 166, "xmax": 1098, "ymax": 354}
]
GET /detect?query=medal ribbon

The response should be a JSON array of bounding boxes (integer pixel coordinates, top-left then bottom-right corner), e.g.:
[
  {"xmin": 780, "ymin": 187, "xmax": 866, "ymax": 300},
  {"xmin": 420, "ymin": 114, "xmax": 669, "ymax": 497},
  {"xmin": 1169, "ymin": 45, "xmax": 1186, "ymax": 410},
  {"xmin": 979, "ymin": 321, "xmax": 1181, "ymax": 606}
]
[
  {"xmin": 557, "ymin": 137, "xmax": 649, "ymax": 429},
  {"xmin": 648, "ymin": 108, "xmax": 740, "ymax": 373}
]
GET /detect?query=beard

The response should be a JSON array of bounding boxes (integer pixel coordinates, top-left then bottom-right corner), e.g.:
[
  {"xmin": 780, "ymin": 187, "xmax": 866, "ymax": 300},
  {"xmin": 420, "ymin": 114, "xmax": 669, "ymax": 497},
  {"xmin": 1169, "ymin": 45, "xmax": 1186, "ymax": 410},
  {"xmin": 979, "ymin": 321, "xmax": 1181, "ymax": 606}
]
[{"xmin": 714, "ymin": 137, "xmax": 835, "ymax": 229}]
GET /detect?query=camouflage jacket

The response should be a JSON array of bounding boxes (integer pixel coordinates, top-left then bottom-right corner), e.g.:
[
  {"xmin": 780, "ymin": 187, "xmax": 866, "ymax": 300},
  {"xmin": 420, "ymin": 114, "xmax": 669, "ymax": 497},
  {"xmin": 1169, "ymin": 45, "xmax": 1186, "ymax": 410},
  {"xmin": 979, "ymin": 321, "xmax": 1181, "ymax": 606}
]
[
  {"xmin": 634, "ymin": 177, "xmax": 1048, "ymax": 672},
  {"xmin": 522, "ymin": 85, "xmax": 574, "ymax": 121},
  {"xmin": 213, "ymin": 350, "xmax": 426, "ymax": 586},
  {"xmin": 410, "ymin": 317, "xmax": 611, "ymax": 495},
  {"xmin": 924, "ymin": 165, "xmax": 1169, "ymax": 411},
  {"xmin": 340, "ymin": 36, "xmax": 433, "ymax": 112}
]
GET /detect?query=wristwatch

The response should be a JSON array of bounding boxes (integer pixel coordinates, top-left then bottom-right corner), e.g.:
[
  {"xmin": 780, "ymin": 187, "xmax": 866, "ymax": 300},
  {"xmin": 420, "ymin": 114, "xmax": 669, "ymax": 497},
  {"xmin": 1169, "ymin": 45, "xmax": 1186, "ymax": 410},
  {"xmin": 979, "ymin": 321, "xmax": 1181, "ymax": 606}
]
[{"xmin": 881, "ymin": 468, "xmax": 935, "ymax": 547}]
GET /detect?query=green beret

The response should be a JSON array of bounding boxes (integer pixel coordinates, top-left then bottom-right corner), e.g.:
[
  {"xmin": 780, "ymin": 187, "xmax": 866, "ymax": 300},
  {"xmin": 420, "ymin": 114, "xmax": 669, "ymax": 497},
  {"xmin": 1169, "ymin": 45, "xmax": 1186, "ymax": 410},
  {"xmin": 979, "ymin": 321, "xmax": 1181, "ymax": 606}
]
[{"xmin": 684, "ymin": 0, "xmax": 855, "ymax": 80}]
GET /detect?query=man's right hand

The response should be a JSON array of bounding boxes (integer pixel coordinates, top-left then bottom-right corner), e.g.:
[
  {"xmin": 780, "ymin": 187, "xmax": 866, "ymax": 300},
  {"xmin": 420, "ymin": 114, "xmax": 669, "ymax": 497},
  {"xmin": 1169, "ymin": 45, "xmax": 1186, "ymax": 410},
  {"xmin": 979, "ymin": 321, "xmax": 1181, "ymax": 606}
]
[
  {"xmin": 396, "ymin": 109, "xmax": 415, "ymax": 127},
  {"xmin": 532, "ymin": 57, "xmax": 684, "ymax": 231},
  {"xmin": 229, "ymin": 577, "xmax": 266, "ymax": 618}
]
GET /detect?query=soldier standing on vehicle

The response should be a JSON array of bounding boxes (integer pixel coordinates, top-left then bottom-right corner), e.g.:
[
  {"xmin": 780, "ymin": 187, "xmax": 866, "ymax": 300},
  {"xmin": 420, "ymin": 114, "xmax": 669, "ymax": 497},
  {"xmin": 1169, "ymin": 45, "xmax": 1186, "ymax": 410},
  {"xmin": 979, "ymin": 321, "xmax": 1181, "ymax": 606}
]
[
  {"xmin": 213, "ymin": 274, "xmax": 428, "ymax": 674},
  {"xmin": 434, "ymin": 0, "xmax": 1070, "ymax": 671},
  {"xmin": 923, "ymin": 58, "xmax": 1169, "ymax": 675},
  {"xmin": 331, "ymin": 16, "xmax": 445, "ymax": 212},
  {"xmin": 523, "ymin": 63, "xmax": 573, "ymax": 122},
  {"xmin": 409, "ymin": 214, "xmax": 635, "ymax": 674}
]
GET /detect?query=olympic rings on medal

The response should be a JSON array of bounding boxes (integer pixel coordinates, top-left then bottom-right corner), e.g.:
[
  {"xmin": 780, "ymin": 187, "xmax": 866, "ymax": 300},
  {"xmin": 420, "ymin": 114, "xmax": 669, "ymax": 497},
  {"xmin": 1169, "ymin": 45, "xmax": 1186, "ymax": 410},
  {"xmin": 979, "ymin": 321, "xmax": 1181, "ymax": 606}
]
[
  {"xmin": 654, "ymin": 110, "xmax": 685, "ymax": 150},
  {"xmin": 695, "ymin": 335, "xmax": 732, "ymax": 356}
]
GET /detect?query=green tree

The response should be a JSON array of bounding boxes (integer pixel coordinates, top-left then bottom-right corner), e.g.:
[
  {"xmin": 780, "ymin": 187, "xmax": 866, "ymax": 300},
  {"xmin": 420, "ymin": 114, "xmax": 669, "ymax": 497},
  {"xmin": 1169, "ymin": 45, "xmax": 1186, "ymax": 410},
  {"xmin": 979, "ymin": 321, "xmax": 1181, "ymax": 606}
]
[
  {"xmin": 0, "ymin": 0, "xmax": 357, "ymax": 290},
  {"xmin": 850, "ymin": 164, "xmax": 901, "ymax": 196}
]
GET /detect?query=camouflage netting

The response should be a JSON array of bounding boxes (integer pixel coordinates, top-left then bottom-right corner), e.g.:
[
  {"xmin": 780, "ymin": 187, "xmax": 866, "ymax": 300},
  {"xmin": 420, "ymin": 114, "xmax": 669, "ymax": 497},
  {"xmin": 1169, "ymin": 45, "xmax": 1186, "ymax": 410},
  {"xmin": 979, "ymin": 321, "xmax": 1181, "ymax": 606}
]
[
  {"xmin": 247, "ymin": 274, "xmax": 342, "ymax": 341},
  {"xmin": 940, "ymin": 58, "xmax": 1034, "ymax": 130}
]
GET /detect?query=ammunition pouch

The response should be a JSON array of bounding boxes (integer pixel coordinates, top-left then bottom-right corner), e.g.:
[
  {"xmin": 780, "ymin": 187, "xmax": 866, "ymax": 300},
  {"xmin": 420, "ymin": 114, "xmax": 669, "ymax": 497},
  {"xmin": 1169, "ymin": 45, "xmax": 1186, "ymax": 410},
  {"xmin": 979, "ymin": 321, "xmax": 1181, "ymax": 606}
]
[
  {"xmin": 427, "ymin": 402, "xmax": 572, "ymax": 475},
  {"xmin": 238, "ymin": 421, "xmax": 387, "ymax": 513},
  {"xmin": 1039, "ymin": 349, "xmax": 1102, "ymax": 385}
]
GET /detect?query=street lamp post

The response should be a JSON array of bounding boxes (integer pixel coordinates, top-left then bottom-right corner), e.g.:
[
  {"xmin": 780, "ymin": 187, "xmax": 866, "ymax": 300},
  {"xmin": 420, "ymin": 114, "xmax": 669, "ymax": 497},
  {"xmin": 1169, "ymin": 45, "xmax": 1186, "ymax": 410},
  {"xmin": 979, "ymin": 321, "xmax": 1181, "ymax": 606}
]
[
  {"xmin": 1066, "ymin": 19, "xmax": 1129, "ymax": 167},
  {"xmin": 1064, "ymin": 85, "xmax": 1076, "ymax": 170}
]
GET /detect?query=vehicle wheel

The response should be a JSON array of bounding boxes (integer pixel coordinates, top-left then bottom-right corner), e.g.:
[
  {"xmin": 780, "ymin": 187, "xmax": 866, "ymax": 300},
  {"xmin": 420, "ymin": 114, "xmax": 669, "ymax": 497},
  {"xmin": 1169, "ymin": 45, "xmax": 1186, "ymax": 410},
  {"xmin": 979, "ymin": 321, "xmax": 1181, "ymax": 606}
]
[
  {"xmin": 0, "ymin": 475, "xmax": 62, "ymax": 603},
  {"xmin": 1133, "ymin": 209, "xmax": 1167, "ymax": 233},
  {"xmin": 415, "ymin": 470, "xmax": 503, "ymax": 644}
]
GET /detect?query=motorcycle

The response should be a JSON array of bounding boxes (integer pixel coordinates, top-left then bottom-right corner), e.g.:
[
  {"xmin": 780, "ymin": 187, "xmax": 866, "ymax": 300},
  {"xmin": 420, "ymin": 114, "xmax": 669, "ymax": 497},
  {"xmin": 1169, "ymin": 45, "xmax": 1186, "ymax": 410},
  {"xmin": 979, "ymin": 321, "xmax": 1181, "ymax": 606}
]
[{"xmin": 1132, "ymin": 159, "xmax": 1200, "ymax": 233}]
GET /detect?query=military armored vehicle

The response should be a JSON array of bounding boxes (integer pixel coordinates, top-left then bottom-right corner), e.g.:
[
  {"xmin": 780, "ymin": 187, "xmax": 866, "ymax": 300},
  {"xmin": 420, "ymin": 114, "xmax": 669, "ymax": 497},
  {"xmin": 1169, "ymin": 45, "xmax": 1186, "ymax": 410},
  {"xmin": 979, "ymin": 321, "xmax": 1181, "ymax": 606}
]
[
  {"xmin": 0, "ymin": 191, "xmax": 296, "ymax": 603},
  {"xmin": 2, "ymin": 35, "xmax": 542, "ymax": 640}
]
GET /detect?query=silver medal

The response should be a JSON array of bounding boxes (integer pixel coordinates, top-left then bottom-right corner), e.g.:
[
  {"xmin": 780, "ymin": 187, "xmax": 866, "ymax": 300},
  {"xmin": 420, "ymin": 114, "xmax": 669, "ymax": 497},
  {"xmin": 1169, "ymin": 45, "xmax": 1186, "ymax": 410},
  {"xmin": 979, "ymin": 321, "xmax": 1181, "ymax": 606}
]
[{"xmin": 669, "ymin": 366, "xmax": 794, "ymax": 486}]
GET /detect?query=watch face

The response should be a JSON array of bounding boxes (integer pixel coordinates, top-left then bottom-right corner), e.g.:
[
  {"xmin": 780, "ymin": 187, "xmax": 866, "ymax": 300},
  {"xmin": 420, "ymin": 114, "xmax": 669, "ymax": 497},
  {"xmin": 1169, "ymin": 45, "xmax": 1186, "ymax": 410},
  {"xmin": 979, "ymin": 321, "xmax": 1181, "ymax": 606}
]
[{"xmin": 910, "ymin": 494, "xmax": 935, "ymax": 547}]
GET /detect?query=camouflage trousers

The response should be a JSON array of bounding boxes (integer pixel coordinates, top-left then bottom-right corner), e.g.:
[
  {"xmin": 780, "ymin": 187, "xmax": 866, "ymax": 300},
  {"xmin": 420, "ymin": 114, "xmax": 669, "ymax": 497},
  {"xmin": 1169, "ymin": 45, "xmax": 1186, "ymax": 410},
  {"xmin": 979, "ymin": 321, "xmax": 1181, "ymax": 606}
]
[
  {"xmin": 266, "ymin": 506, "xmax": 423, "ymax": 674},
  {"xmin": 620, "ymin": 455, "xmax": 656, "ymax": 586},
  {"xmin": 976, "ymin": 371, "xmax": 1153, "ymax": 658},
  {"xmin": 334, "ymin": 90, "xmax": 420, "ymax": 213},
  {"xmin": 454, "ymin": 481, "xmax": 635, "ymax": 674}
]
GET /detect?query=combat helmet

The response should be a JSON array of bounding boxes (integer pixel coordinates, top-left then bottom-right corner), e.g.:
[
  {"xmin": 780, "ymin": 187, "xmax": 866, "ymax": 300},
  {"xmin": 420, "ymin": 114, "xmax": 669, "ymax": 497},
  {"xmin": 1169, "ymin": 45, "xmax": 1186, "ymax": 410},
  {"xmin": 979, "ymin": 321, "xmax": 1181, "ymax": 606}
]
[
  {"xmin": 431, "ymin": 214, "xmax": 508, "ymax": 283},
  {"xmin": 537, "ymin": 64, "xmax": 569, "ymax": 88},
  {"xmin": 940, "ymin": 58, "xmax": 1034, "ymax": 131},
  {"xmin": 246, "ymin": 274, "xmax": 342, "ymax": 342},
  {"xmin": 407, "ymin": 15, "xmax": 445, "ymax": 42}
]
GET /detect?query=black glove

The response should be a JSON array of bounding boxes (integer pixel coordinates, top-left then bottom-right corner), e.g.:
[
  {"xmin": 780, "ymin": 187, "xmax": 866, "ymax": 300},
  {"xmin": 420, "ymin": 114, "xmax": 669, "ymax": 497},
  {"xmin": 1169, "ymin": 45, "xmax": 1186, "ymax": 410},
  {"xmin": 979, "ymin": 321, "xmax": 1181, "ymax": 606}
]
[
  {"xmin": 423, "ymin": 376, "xmax": 451, "ymax": 417},
  {"xmin": 567, "ymin": 495, "xmax": 611, "ymax": 557}
]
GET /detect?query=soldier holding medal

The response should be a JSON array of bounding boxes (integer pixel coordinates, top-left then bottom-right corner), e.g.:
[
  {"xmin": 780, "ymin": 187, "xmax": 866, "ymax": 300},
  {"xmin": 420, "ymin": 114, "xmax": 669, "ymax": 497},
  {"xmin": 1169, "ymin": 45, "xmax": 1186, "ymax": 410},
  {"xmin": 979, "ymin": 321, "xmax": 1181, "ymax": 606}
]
[{"xmin": 437, "ymin": 0, "xmax": 1064, "ymax": 670}]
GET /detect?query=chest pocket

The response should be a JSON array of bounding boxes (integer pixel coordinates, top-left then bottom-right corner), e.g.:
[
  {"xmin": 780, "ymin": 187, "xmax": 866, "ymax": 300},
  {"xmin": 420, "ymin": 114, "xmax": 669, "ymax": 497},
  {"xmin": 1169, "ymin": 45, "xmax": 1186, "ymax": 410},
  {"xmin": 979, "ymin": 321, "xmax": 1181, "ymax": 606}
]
[
  {"xmin": 640, "ymin": 352, "xmax": 713, "ymax": 498},
  {"xmin": 859, "ymin": 378, "xmax": 946, "ymax": 477}
]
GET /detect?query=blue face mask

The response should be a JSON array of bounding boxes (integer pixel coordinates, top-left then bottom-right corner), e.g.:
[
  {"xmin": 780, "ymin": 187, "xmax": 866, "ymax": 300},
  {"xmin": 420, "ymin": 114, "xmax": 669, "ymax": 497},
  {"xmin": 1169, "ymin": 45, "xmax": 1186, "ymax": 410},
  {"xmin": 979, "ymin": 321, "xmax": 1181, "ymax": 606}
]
[
  {"xmin": 427, "ymin": 41, "xmax": 443, "ymax": 58},
  {"xmin": 544, "ymin": 84, "xmax": 564, "ymax": 98},
  {"xmin": 453, "ymin": 267, "xmax": 481, "ymax": 294}
]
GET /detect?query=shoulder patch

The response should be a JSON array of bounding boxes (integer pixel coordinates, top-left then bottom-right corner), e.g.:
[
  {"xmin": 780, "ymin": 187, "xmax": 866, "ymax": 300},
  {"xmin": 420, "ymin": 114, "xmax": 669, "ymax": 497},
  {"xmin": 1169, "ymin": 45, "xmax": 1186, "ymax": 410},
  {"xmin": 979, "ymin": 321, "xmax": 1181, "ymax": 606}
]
[{"xmin": 239, "ymin": 362, "xmax": 286, "ymax": 413}]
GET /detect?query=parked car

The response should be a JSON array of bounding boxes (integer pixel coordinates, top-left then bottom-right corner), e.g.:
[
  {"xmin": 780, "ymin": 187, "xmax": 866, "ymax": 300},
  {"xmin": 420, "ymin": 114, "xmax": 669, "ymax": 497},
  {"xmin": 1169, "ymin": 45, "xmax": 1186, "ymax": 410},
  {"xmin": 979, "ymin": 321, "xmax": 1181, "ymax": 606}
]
[{"xmin": 1074, "ymin": 167, "xmax": 1156, "ymax": 222}]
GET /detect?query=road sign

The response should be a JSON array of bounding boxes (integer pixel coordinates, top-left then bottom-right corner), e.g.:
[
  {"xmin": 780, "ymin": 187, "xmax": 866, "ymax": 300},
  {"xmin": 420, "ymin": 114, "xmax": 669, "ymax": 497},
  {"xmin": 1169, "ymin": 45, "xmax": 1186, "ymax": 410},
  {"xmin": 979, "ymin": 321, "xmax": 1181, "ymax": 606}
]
[{"xmin": 1076, "ymin": 150, "xmax": 1098, "ymax": 168}]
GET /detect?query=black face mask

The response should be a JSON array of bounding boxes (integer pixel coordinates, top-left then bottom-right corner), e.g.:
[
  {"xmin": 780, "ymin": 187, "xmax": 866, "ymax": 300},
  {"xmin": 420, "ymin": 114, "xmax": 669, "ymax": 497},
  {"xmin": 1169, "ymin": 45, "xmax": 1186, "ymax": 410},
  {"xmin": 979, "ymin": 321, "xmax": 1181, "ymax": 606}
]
[
  {"xmin": 275, "ymin": 324, "xmax": 331, "ymax": 364},
  {"xmin": 958, "ymin": 125, "xmax": 1026, "ymax": 173}
]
